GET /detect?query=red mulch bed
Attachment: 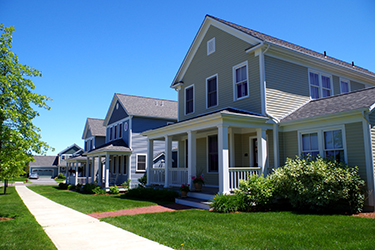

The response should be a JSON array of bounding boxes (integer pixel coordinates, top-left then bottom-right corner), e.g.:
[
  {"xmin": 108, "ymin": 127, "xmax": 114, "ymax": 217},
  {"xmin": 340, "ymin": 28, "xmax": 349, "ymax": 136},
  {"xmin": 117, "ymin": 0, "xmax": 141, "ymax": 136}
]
[
  {"xmin": 352, "ymin": 212, "xmax": 375, "ymax": 219},
  {"xmin": 0, "ymin": 217, "xmax": 14, "ymax": 221}
]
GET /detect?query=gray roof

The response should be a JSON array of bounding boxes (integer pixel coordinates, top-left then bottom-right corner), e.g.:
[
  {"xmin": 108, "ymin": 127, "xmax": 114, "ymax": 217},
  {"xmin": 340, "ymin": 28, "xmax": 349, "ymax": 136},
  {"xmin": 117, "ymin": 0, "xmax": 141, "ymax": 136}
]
[
  {"xmin": 116, "ymin": 94, "xmax": 177, "ymax": 120},
  {"xmin": 207, "ymin": 15, "xmax": 375, "ymax": 78},
  {"xmin": 281, "ymin": 87, "xmax": 375, "ymax": 123},
  {"xmin": 87, "ymin": 118, "xmax": 106, "ymax": 136},
  {"xmin": 30, "ymin": 156, "xmax": 58, "ymax": 167},
  {"xmin": 88, "ymin": 139, "xmax": 131, "ymax": 154}
]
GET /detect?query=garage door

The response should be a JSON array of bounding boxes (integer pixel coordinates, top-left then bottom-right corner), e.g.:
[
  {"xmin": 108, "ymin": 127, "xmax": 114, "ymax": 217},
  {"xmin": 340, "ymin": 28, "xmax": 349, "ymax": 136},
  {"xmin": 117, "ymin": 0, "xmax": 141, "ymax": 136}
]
[{"xmin": 34, "ymin": 169, "xmax": 53, "ymax": 177}]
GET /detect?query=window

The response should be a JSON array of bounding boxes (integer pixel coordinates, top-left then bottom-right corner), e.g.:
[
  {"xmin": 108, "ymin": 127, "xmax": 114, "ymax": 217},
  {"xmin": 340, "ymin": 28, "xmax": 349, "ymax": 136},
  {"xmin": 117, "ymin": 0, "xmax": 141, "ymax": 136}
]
[
  {"xmin": 121, "ymin": 156, "xmax": 127, "ymax": 174},
  {"xmin": 301, "ymin": 132, "xmax": 319, "ymax": 158},
  {"xmin": 233, "ymin": 62, "xmax": 248, "ymax": 100},
  {"xmin": 207, "ymin": 37, "xmax": 215, "ymax": 55},
  {"xmin": 206, "ymin": 75, "xmax": 218, "ymax": 108},
  {"xmin": 309, "ymin": 71, "xmax": 332, "ymax": 99},
  {"xmin": 208, "ymin": 135, "xmax": 218, "ymax": 172},
  {"xmin": 119, "ymin": 123, "xmax": 123, "ymax": 138},
  {"xmin": 109, "ymin": 127, "xmax": 113, "ymax": 141},
  {"xmin": 114, "ymin": 126, "xmax": 117, "ymax": 139},
  {"xmin": 340, "ymin": 79, "xmax": 350, "ymax": 94},
  {"xmin": 185, "ymin": 85, "xmax": 194, "ymax": 115},
  {"xmin": 136, "ymin": 154, "xmax": 146, "ymax": 172},
  {"xmin": 324, "ymin": 130, "xmax": 344, "ymax": 162}
]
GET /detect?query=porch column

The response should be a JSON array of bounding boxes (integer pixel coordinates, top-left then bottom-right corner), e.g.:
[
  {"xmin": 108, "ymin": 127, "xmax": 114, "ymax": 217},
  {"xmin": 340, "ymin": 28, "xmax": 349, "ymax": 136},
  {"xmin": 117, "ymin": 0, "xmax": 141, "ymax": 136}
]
[
  {"xmin": 91, "ymin": 157, "xmax": 95, "ymax": 184},
  {"xmin": 146, "ymin": 139, "xmax": 154, "ymax": 186},
  {"xmin": 98, "ymin": 156, "xmax": 102, "ymax": 186},
  {"xmin": 218, "ymin": 125, "xmax": 229, "ymax": 194},
  {"xmin": 127, "ymin": 155, "xmax": 131, "ymax": 185},
  {"xmin": 86, "ymin": 157, "xmax": 90, "ymax": 184},
  {"xmin": 66, "ymin": 163, "xmax": 69, "ymax": 183},
  {"xmin": 164, "ymin": 136, "xmax": 172, "ymax": 188},
  {"xmin": 256, "ymin": 128, "xmax": 267, "ymax": 176},
  {"xmin": 105, "ymin": 153, "xmax": 110, "ymax": 188},
  {"xmin": 75, "ymin": 161, "xmax": 78, "ymax": 185},
  {"xmin": 273, "ymin": 124, "xmax": 279, "ymax": 170},
  {"xmin": 229, "ymin": 128, "xmax": 235, "ymax": 167},
  {"xmin": 187, "ymin": 131, "xmax": 197, "ymax": 187}
]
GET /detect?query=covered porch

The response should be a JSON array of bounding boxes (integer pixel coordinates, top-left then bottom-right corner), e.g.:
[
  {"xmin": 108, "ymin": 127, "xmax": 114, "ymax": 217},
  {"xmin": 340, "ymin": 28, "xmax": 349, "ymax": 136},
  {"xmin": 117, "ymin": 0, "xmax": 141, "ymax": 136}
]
[
  {"xmin": 143, "ymin": 109, "xmax": 279, "ymax": 194},
  {"xmin": 65, "ymin": 156, "xmax": 89, "ymax": 185}
]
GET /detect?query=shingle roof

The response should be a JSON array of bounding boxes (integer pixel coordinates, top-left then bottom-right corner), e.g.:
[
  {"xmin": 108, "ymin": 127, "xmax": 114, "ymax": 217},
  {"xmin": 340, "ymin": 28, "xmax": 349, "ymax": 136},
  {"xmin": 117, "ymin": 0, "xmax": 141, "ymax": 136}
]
[
  {"xmin": 30, "ymin": 156, "xmax": 58, "ymax": 167},
  {"xmin": 87, "ymin": 139, "xmax": 131, "ymax": 154},
  {"xmin": 87, "ymin": 118, "xmax": 106, "ymax": 136},
  {"xmin": 281, "ymin": 87, "xmax": 375, "ymax": 123},
  {"xmin": 116, "ymin": 94, "xmax": 177, "ymax": 119},
  {"xmin": 207, "ymin": 15, "xmax": 375, "ymax": 78}
]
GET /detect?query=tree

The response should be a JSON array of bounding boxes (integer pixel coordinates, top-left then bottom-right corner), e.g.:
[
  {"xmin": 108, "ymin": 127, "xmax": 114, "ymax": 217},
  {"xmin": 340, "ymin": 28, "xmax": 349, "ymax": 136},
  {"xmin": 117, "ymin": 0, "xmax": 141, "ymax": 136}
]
[{"xmin": 0, "ymin": 24, "xmax": 52, "ymax": 194}]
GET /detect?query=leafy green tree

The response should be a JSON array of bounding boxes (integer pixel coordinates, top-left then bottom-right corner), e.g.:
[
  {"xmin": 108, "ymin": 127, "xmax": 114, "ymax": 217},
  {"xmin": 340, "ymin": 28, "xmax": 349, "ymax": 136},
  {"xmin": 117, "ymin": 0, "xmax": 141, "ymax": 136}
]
[{"xmin": 0, "ymin": 24, "xmax": 52, "ymax": 194}]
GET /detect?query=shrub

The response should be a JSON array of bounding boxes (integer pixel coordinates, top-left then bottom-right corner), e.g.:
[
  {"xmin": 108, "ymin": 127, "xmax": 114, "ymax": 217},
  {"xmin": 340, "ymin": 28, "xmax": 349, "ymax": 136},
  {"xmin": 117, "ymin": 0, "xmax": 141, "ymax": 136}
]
[
  {"xmin": 57, "ymin": 173, "xmax": 66, "ymax": 179},
  {"xmin": 109, "ymin": 185, "xmax": 120, "ymax": 194},
  {"xmin": 93, "ymin": 186, "xmax": 105, "ymax": 195},
  {"xmin": 122, "ymin": 179, "xmax": 131, "ymax": 189},
  {"xmin": 125, "ymin": 187, "xmax": 178, "ymax": 202},
  {"xmin": 210, "ymin": 194, "xmax": 246, "ymax": 213},
  {"xmin": 138, "ymin": 175, "xmax": 147, "ymax": 187},
  {"xmin": 235, "ymin": 174, "xmax": 275, "ymax": 209},
  {"xmin": 58, "ymin": 183, "xmax": 68, "ymax": 189},
  {"xmin": 67, "ymin": 184, "xmax": 76, "ymax": 190},
  {"xmin": 271, "ymin": 156, "xmax": 365, "ymax": 213},
  {"xmin": 83, "ymin": 183, "xmax": 97, "ymax": 194},
  {"xmin": 76, "ymin": 183, "xmax": 83, "ymax": 191}
]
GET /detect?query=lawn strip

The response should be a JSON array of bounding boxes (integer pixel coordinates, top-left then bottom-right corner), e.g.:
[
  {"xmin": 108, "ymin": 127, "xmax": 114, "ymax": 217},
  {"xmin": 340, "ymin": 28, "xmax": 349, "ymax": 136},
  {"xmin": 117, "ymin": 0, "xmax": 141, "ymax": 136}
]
[{"xmin": 0, "ymin": 186, "xmax": 56, "ymax": 250}]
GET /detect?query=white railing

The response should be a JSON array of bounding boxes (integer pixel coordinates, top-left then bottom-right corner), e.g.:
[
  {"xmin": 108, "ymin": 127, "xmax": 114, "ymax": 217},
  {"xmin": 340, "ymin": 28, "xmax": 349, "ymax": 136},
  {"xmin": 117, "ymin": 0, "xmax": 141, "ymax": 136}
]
[
  {"xmin": 149, "ymin": 167, "xmax": 165, "ymax": 185},
  {"xmin": 67, "ymin": 177, "xmax": 92, "ymax": 185},
  {"xmin": 169, "ymin": 168, "xmax": 188, "ymax": 186},
  {"xmin": 229, "ymin": 167, "xmax": 261, "ymax": 191}
]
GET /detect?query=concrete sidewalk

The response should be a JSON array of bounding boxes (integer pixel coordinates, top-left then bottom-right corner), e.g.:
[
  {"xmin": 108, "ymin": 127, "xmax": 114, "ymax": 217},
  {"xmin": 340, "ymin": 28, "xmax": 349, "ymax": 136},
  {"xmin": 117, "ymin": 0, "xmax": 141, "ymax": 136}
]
[{"xmin": 16, "ymin": 185, "xmax": 173, "ymax": 250}]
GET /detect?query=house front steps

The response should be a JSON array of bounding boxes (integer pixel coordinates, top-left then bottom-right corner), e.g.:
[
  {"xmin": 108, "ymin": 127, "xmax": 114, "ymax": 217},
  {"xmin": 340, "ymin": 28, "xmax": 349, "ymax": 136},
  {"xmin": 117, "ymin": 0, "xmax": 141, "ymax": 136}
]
[{"xmin": 175, "ymin": 191, "xmax": 215, "ymax": 210}]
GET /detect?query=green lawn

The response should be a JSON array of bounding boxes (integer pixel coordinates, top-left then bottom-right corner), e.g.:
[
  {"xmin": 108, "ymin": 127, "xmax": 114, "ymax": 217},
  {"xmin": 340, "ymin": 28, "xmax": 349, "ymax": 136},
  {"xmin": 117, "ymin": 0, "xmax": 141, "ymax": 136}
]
[
  {"xmin": 28, "ymin": 185, "xmax": 160, "ymax": 214},
  {"xmin": 0, "ymin": 187, "xmax": 56, "ymax": 250},
  {"xmin": 103, "ymin": 209, "xmax": 375, "ymax": 250}
]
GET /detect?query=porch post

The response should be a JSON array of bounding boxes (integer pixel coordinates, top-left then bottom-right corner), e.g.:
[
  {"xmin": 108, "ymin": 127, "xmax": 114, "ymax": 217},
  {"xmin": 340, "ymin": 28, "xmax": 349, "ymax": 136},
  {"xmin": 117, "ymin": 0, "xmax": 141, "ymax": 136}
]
[
  {"xmin": 91, "ymin": 157, "xmax": 95, "ymax": 184},
  {"xmin": 98, "ymin": 156, "xmax": 102, "ymax": 186},
  {"xmin": 127, "ymin": 155, "xmax": 131, "ymax": 185},
  {"xmin": 187, "ymin": 131, "xmax": 196, "ymax": 188},
  {"xmin": 229, "ymin": 127, "xmax": 235, "ymax": 168},
  {"xmin": 66, "ymin": 163, "xmax": 69, "ymax": 183},
  {"xmin": 256, "ymin": 128, "xmax": 267, "ymax": 176},
  {"xmin": 273, "ymin": 124, "xmax": 279, "ymax": 170},
  {"xmin": 86, "ymin": 157, "xmax": 90, "ymax": 184},
  {"xmin": 75, "ymin": 161, "xmax": 78, "ymax": 185},
  {"xmin": 146, "ymin": 139, "xmax": 154, "ymax": 186},
  {"xmin": 164, "ymin": 136, "xmax": 172, "ymax": 188},
  {"xmin": 105, "ymin": 153, "xmax": 110, "ymax": 188},
  {"xmin": 218, "ymin": 125, "xmax": 229, "ymax": 194}
]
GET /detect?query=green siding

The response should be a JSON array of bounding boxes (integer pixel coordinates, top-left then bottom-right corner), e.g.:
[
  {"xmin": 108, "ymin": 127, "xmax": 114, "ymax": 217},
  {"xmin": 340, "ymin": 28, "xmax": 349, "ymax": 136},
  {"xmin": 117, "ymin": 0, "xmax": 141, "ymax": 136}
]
[
  {"xmin": 178, "ymin": 140, "xmax": 185, "ymax": 168},
  {"xmin": 345, "ymin": 122, "xmax": 367, "ymax": 180},
  {"xmin": 265, "ymin": 55, "xmax": 310, "ymax": 120},
  {"xmin": 332, "ymin": 75, "xmax": 340, "ymax": 95},
  {"xmin": 196, "ymin": 138, "xmax": 219, "ymax": 186},
  {"xmin": 279, "ymin": 131, "xmax": 298, "ymax": 165},
  {"xmin": 350, "ymin": 80, "xmax": 365, "ymax": 91},
  {"xmin": 369, "ymin": 112, "xmax": 375, "ymax": 177},
  {"xmin": 178, "ymin": 25, "xmax": 261, "ymax": 122}
]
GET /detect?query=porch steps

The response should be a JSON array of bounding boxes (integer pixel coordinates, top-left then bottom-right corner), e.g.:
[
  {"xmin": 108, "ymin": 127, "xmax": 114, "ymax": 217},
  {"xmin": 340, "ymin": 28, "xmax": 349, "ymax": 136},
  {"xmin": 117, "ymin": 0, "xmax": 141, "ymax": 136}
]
[{"xmin": 175, "ymin": 192, "xmax": 215, "ymax": 210}]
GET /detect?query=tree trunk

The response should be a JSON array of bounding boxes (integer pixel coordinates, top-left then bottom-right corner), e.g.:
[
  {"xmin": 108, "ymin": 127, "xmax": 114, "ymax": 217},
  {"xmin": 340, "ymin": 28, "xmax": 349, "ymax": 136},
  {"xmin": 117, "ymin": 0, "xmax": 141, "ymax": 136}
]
[{"xmin": 3, "ymin": 179, "xmax": 7, "ymax": 195}]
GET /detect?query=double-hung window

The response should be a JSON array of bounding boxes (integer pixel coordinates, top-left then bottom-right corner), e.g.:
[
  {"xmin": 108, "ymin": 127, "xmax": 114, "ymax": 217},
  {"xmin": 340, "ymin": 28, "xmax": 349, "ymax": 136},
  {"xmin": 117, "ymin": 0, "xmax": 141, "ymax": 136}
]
[
  {"xmin": 301, "ymin": 132, "xmax": 319, "ymax": 158},
  {"xmin": 206, "ymin": 74, "xmax": 218, "ymax": 108},
  {"xmin": 233, "ymin": 62, "xmax": 248, "ymax": 100},
  {"xmin": 136, "ymin": 154, "xmax": 146, "ymax": 172},
  {"xmin": 208, "ymin": 135, "xmax": 218, "ymax": 172},
  {"xmin": 324, "ymin": 130, "xmax": 344, "ymax": 162},
  {"xmin": 309, "ymin": 71, "xmax": 332, "ymax": 99},
  {"xmin": 185, "ymin": 85, "xmax": 194, "ymax": 115},
  {"xmin": 340, "ymin": 79, "xmax": 350, "ymax": 94}
]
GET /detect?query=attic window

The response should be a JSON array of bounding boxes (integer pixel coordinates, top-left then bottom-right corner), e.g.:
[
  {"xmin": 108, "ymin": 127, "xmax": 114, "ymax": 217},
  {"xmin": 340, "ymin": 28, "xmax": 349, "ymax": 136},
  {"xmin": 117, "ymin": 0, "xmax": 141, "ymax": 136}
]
[
  {"xmin": 116, "ymin": 103, "xmax": 119, "ymax": 110},
  {"xmin": 207, "ymin": 37, "xmax": 215, "ymax": 55}
]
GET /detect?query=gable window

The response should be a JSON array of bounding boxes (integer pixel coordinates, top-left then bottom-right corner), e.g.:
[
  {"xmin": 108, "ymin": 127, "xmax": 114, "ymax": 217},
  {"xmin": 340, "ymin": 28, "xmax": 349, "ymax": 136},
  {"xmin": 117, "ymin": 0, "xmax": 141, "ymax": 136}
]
[
  {"xmin": 207, "ymin": 37, "xmax": 215, "ymax": 55},
  {"xmin": 340, "ymin": 79, "xmax": 350, "ymax": 94},
  {"xmin": 208, "ymin": 135, "xmax": 218, "ymax": 172},
  {"xmin": 136, "ymin": 154, "xmax": 146, "ymax": 172},
  {"xmin": 324, "ymin": 130, "xmax": 344, "ymax": 162},
  {"xmin": 114, "ymin": 125, "xmax": 117, "ymax": 139},
  {"xmin": 309, "ymin": 71, "xmax": 332, "ymax": 99},
  {"xmin": 301, "ymin": 132, "xmax": 319, "ymax": 158},
  {"xmin": 119, "ymin": 123, "xmax": 123, "ymax": 138},
  {"xmin": 185, "ymin": 85, "xmax": 194, "ymax": 115},
  {"xmin": 206, "ymin": 74, "xmax": 218, "ymax": 108},
  {"xmin": 233, "ymin": 62, "xmax": 248, "ymax": 100}
]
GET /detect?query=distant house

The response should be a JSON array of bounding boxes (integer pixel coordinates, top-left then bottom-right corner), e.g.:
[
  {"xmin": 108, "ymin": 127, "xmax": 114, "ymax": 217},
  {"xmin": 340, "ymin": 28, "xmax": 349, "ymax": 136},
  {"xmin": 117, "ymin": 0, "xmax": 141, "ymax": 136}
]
[
  {"xmin": 57, "ymin": 143, "xmax": 83, "ymax": 174},
  {"xmin": 29, "ymin": 156, "xmax": 59, "ymax": 177}
]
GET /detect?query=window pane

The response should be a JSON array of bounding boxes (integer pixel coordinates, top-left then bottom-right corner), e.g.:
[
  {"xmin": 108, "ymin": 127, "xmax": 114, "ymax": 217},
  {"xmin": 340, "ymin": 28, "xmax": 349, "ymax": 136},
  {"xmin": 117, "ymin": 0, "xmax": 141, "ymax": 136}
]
[
  {"xmin": 341, "ymin": 81, "xmax": 349, "ymax": 93},
  {"xmin": 236, "ymin": 66, "xmax": 247, "ymax": 82},
  {"xmin": 322, "ymin": 75, "xmax": 331, "ymax": 89},
  {"xmin": 310, "ymin": 133, "xmax": 318, "ymax": 150},
  {"xmin": 333, "ymin": 130, "xmax": 343, "ymax": 149},
  {"xmin": 322, "ymin": 89, "xmax": 331, "ymax": 98},
  {"xmin": 302, "ymin": 134, "xmax": 310, "ymax": 151},
  {"xmin": 237, "ymin": 82, "xmax": 248, "ymax": 98},
  {"xmin": 311, "ymin": 86, "xmax": 319, "ymax": 99},
  {"xmin": 310, "ymin": 72, "xmax": 319, "ymax": 86},
  {"xmin": 324, "ymin": 131, "xmax": 333, "ymax": 150}
]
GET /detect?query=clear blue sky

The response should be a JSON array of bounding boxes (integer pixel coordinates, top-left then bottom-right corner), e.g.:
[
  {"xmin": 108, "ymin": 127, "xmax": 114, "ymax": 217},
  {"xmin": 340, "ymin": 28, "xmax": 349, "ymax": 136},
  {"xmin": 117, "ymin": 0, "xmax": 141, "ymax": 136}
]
[{"xmin": 1, "ymin": 0, "xmax": 374, "ymax": 154}]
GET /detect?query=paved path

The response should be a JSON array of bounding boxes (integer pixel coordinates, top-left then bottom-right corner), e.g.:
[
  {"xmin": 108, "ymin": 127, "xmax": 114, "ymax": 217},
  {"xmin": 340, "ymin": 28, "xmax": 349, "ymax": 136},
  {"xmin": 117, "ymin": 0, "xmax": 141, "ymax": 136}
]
[{"xmin": 16, "ymin": 185, "xmax": 173, "ymax": 250}]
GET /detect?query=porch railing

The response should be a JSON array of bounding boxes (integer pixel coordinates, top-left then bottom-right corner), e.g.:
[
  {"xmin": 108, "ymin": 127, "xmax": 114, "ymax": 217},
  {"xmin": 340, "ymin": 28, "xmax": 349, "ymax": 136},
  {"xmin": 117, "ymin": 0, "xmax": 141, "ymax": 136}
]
[
  {"xmin": 148, "ymin": 167, "xmax": 188, "ymax": 186},
  {"xmin": 229, "ymin": 167, "xmax": 261, "ymax": 191},
  {"xmin": 67, "ymin": 177, "xmax": 92, "ymax": 185},
  {"xmin": 148, "ymin": 167, "xmax": 165, "ymax": 185}
]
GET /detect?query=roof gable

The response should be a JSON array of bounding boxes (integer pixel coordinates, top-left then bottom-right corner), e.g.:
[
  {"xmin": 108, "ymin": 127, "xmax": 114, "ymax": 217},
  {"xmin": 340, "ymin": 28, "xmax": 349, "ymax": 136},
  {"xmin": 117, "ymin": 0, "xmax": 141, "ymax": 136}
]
[
  {"xmin": 57, "ymin": 143, "xmax": 83, "ymax": 156},
  {"xmin": 30, "ymin": 156, "xmax": 58, "ymax": 167},
  {"xmin": 82, "ymin": 118, "xmax": 106, "ymax": 139}
]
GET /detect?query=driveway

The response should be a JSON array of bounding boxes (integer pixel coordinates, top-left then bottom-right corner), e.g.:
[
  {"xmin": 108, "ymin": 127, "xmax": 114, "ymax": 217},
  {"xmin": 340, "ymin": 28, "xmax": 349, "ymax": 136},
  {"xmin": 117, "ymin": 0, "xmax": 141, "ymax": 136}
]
[{"xmin": 28, "ymin": 177, "xmax": 58, "ymax": 185}]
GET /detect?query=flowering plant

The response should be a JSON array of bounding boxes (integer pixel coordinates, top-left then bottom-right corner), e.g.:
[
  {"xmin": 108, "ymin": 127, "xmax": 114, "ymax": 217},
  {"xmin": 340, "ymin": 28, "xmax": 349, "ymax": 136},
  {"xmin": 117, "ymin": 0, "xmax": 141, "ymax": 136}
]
[
  {"xmin": 192, "ymin": 176, "xmax": 204, "ymax": 184},
  {"xmin": 179, "ymin": 184, "xmax": 190, "ymax": 192}
]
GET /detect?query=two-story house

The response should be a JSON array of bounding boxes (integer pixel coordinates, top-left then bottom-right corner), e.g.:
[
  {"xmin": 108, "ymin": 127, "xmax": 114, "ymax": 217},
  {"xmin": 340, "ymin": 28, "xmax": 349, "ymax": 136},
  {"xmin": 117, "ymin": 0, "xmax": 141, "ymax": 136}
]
[{"xmin": 142, "ymin": 15, "xmax": 375, "ymax": 210}]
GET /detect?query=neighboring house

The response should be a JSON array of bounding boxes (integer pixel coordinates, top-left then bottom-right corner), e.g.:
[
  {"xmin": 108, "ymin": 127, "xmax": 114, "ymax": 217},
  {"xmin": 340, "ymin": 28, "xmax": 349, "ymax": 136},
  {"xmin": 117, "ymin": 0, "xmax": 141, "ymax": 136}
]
[
  {"xmin": 29, "ymin": 156, "xmax": 59, "ymax": 177},
  {"xmin": 57, "ymin": 143, "xmax": 83, "ymax": 174},
  {"xmin": 142, "ymin": 15, "xmax": 375, "ymax": 210},
  {"xmin": 74, "ymin": 94, "xmax": 178, "ymax": 188}
]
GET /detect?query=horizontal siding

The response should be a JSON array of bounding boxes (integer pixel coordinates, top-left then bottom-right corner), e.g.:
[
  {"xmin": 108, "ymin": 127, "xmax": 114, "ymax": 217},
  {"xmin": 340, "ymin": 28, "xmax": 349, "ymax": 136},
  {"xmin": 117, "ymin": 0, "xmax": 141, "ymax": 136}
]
[
  {"xmin": 265, "ymin": 55, "xmax": 310, "ymax": 120},
  {"xmin": 280, "ymin": 131, "xmax": 298, "ymax": 165},
  {"xmin": 108, "ymin": 101, "xmax": 128, "ymax": 125},
  {"xmin": 179, "ymin": 25, "xmax": 261, "ymax": 122},
  {"xmin": 350, "ymin": 80, "xmax": 365, "ymax": 91},
  {"xmin": 196, "ymin": 138, "xmax": 218, "ymax": 186},
  {"xmin": 345, "ymin": 122, "xmax": 366, "ymax": 180}
]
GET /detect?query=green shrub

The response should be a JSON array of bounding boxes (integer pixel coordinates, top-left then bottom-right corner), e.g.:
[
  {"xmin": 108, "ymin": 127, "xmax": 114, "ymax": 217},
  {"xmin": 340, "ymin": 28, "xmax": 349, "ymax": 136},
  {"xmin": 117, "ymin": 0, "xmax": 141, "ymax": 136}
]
[
  {"xmin": 58, "ymin": 182, "xmax": 68, "ymax": 189},
  {"xmin": 76, "ymin": 183, "xmax": 83, "ymax": 191},
  {"xmin": 138, "ymin": 175, "xmax": 147, "ymax": 187},
  {"xmin": 67, "ymin": 184, "xmax": 76, "ymax": 190},
  {"xmin": 271, "ymin": 156, "xmax": 365, "ymax": 213},
  {"xmin": 57, "ymin": 173, "xmax": 66, "ymax": 179},
  {"xmin": 109, "ymin": 185, "xmax": 120, "ymax": 194},
  {"xmin": 83, "ymin": 183, "xmax": 97, "ymax": 194},
  {"xmin": 93, "ymin": 186, "xmax": 105, "ymax": 195},
  {"xmin": 122, "ymin": 179, "xmax": 131, "ymax": 189},
  {"xmin": 210, "ymin": 194, "xmax": 246, "ymax": 213},
  {"xmin": 235, "ymin": 174, "xmax": 275, "ymax": 209},
  {"xmin": 125, "ymin": 187, "xmax": 178, "ymax": 202}
]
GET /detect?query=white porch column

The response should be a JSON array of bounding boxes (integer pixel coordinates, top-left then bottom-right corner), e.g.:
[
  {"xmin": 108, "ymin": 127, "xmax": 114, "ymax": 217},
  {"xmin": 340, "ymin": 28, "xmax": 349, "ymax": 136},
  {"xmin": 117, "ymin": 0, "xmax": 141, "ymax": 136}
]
[
  {"xmin": 218, "ymin": 125, "xmax": 229, "ymax": 194},
  {"xmin": 256, "ymin": 128, "xmax": 267, "ymax": 176},
  {"xmin": 86, "ymin": 157, "xmax": 90, "ymax": 184},
  {"xmin": 229, "ymin": 127, "xmax": 235, "ymax": 168},
  {"xmin": 127, "ymin": 155, "xmax": 131, "ymax": 184},
  {"xmin": 75, "ymin": 162, "xmax": 78, "ymax": 185},
  {"xmin": 146, "ymin": 139, "xmax": 154, "ymax": 186},
  {"xmin": 273, "ymin": 124, "xmax": 279, "ymax": 170},
  {"xmin": 98, "ymin": 156, "xmax": 102, "ymax": 186},
  {"xmin": 66, "ymin": 163, "xmax": 69, "ymax": 183},
  {"xmin": 187, "ymin": 131, "xmax": 197, "ymax": 187},
  {"xmin": 105, "ymin": 153, "xmax": 110, "ymax": 188},
  {"xmin": 91, "ymin": 157, "xmax": 95, "ymax": 184},
  {"xmin": 164, "ymin": 136, "xmax": 172, "ymax": 188}
]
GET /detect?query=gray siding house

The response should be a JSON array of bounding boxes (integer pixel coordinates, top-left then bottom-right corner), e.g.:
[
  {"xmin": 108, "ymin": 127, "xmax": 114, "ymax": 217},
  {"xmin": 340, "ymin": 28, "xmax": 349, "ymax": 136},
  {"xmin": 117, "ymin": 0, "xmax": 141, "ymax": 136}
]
[
  {"xmin": 142, "ymin": 15, "xmax": 375, "ymax": 210},
  {"xmin": 29, "ymin": 156, "xmax": 59, "ymax": 177}
]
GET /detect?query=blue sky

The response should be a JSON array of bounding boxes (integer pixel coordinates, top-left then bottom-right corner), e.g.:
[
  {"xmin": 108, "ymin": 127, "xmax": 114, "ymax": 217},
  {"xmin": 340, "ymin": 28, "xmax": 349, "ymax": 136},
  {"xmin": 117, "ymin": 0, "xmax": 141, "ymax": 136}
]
[{"xmin": 1, "ymin": 0, "xmax": 374, "ymax": 154}]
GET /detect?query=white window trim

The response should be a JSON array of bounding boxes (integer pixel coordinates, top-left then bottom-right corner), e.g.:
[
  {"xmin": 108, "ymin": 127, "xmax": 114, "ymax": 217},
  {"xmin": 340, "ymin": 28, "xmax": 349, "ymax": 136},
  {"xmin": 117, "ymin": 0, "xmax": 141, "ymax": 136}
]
[
  {"xmin": 233, "ymin": 61, "xmax": 249, "ymax": 101},
  {"xmin": 206, "ymin": 74, "xmax": 219, "ymax": 109},
  {"xmin": 308, "ymin": 70, "xmax": 334, "ymax": 99},
  {"xmin": 207, "ymin": 37, "xmax": 215, "ymax": 55},
  {"xmin": 206, "ymin": 134, "xmax": 219, "ymax": 173},
  {"xmin": 136, "ymin": 154, "xmax": 147, "ymax": 172},
  {"xmin": 339, "ymin": 77, "xmax": 351, "ymax": 94},
  {"xmin": 184, "ymin": 84, "xmax": 195, "ymax": 115},
  {"xmin": 297, "ymin": 125, "xmax": 347, "ymax": 163}
]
